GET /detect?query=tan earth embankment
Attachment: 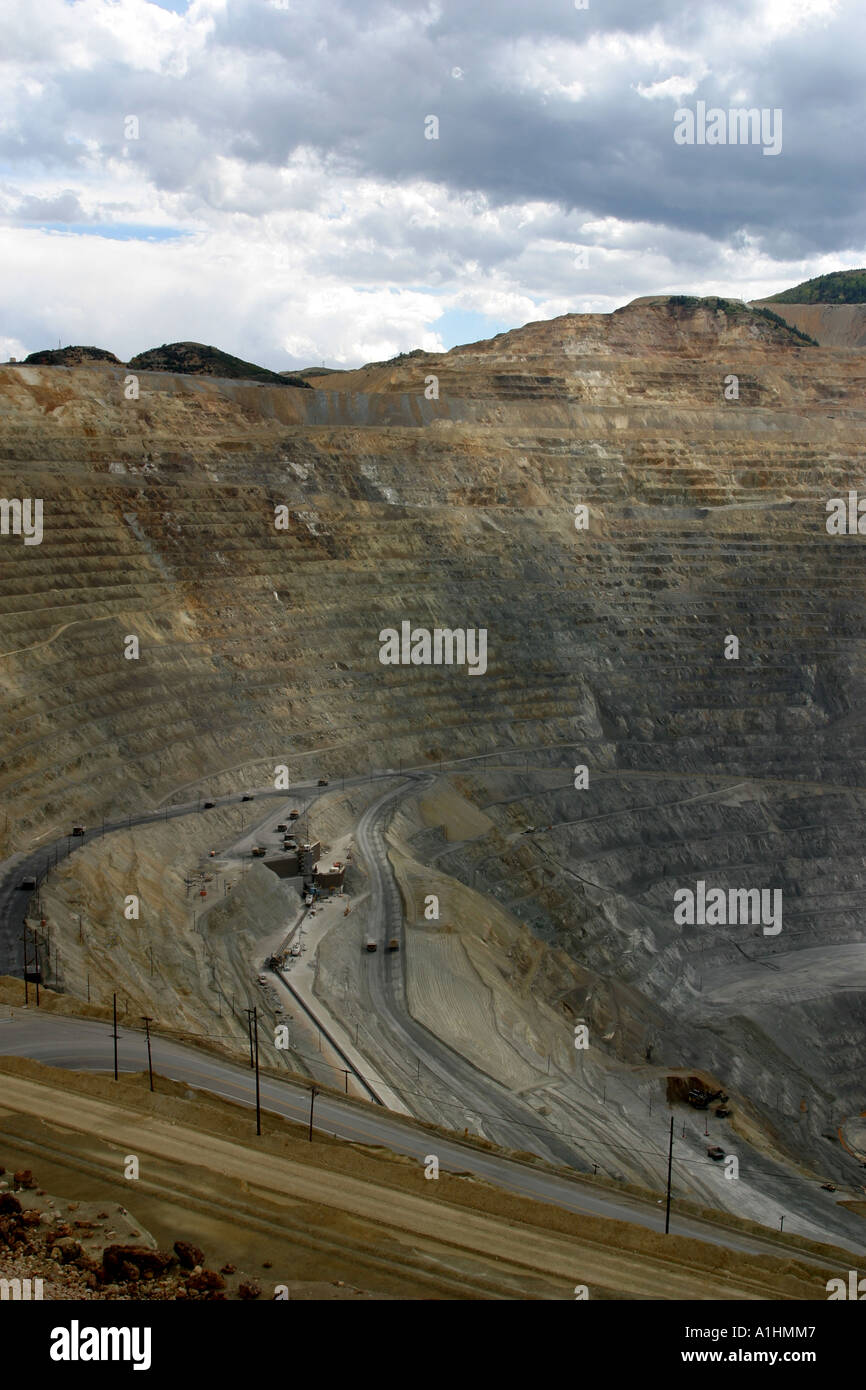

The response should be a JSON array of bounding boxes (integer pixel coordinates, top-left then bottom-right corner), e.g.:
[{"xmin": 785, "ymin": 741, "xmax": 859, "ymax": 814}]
[{"xmin": 751, "ymin": 301, "xmax": 866, "ymax": 347}]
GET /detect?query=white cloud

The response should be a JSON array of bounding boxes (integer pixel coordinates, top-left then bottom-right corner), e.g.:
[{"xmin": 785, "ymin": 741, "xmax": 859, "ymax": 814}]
[
  {"xmin": 0, "ymin": 0, "xmax": 862, "ymax": 364},
  {"xmin": 635, "ymin": 75, "xmax": 700, "ymax": 102}
]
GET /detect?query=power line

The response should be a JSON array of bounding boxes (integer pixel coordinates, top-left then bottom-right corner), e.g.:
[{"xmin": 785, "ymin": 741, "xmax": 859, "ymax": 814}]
[{"xmin": 103, "ymin": 1015, "xmax": 855, "ymax": 1182}]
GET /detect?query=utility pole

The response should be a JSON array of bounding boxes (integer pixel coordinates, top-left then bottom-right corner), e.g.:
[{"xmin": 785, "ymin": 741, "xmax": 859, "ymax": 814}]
[
  {"xmin": 77, "ymin": 915, "xmax": 82, "ymax": 944},
  {"xmin": 246, "ymin": 1010, "xmax": 255, "ymax": 1068},
  {"xmin": 245, "ymin": 1007, "xmax": 261, "ymax": 1136},
  {"xmin": 21, "ymin": 932, "xmax": 29, "ymax": 1005},
  {"xmin": 112, "ymin": 993, "xmax": 118, "ymax": 1081},
  {"xmin": 142, "ymin": 1016, "xmax": 154, "ymax": 1091},
  {"xmin": 309, "ymin": 1085, "xmax": 318, "ymax": 1142},
  {"xmin": 664, "ymin": 1114, "xmax": 674, "ymax": 1234}
]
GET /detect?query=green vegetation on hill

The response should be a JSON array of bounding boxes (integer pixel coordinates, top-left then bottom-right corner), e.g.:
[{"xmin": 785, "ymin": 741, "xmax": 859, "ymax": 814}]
[
  {"xmin": 290, "ymin": 367, "xmax": 343, "ymax": 379},
  {"xmin": 24, "ymin": 346, "xmax": 121, "ymax": 366},
  {"xmin": 20, "ymin": 341, "xmax": 313, "ymax": 385},
  {"xmin": 665, "ymin": 296, "xmax": 817, "ymax": 345},
  {"xmin": 763, "ymin": 269, "xmax": 866, "ymax": 305},
  {"xmin": 127, "ymin": 342, "xmax": 311, "ymax": 387},
  {"xmin": 359, "ymin": 347, "xmax": 428, "ymax": 371}
]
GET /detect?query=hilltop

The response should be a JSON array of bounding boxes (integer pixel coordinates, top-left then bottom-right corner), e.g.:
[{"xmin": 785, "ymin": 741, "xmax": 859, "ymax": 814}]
[
  {"xmin": 127, "ymin": 341, "xmax": 311, "ymax": 387},
  {"xmin": 749, "ymin": 269, "xmax": 866, "ymax": 345},
  {"xmin": 623, "ymin": 294, "xmax": 817, "ymax": 344},
  {"xmin": 17, "ymin": 340, "xmax": 312, "ymax": 387},
  {"xmin": 288, "ymin": 366, "xmax": 344, "ymax": 380},
  {"xmin": 763, "ymin": 269, "xmax": 866, "ymax": 304},
  {"xmin": 23, "ymin": 346, "xmax": 122, "ymax": 367}
]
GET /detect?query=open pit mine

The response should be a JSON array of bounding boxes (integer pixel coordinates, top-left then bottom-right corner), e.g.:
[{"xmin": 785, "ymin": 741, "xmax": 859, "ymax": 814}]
[{"xmin": 1, "ymin": 294, "xmax": 865, "ymax": 1300}]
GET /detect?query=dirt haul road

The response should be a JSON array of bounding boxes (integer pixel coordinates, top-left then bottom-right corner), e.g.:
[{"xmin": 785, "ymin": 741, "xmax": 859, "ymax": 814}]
[
  {"xmin": 356, "ymin": 776, "xmax": 589, "ymax": 1165},
  {"xmin": 0, "ymin": 1068, "xmax": 842, "ymax": 1301}
]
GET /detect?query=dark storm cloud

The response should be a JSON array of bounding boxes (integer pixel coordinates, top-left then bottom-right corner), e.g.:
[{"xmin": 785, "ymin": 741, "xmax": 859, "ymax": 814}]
[
  {"xmin": 156, "ymin": 0, "xmax": 858, "ymax": 257},
  {"xmin": 3, "ymin": 0, "xmax": 859, "ymax": 258}
]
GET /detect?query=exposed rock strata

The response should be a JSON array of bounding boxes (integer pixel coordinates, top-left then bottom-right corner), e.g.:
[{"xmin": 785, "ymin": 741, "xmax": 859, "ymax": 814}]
[{"xmin": 1, "ymin": 298, "xmax": 864, "ymax": 1211}]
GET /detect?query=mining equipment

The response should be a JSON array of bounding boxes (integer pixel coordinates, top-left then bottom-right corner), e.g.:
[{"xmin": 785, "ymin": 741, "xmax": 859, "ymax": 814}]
[
  {"xmin": 202, "ymin": 800, "xmax": 215, "ymax": 810},
  {"xmin": 289, "ymin": 810, "xmax": 300, "ymax": 820},
  {"xmin": 318, "ymin": 777, "xmax": 328, "ymax": 786},
  {"xmin": 71, "ymin": 826, "xmax": 85, "ymax": 836},
  {"xmin": 365, "ymin": 938, "xmax": 377, "ymax": 952},
  {"xmin": 707, "ymin": 1146, "xmax": 725, "ymax": 1161},
  {"xmin": 688, "ymin": 1086, "xmax": 725, "ymax": 1109},
  {"xmin": 386, "ymin": 936, "xmax": 400, "ymax": 952},
  {"xmin": 276, "ymin": 823, "xmax": 288, "ymax": 832},
  {"xmin": 251, "ymin": 846, "xmax": 267, "ymax": 857},
  {"xmin": 18, "ymin": 876, "xmax": 37, "ymax": 891}
]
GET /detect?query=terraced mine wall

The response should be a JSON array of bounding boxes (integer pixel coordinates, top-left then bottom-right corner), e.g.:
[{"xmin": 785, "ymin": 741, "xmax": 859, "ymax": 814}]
[
  {"xmin": 751, "ymin": 300, "xmax": 866, "ymax": 348},
  {"xmin": 1, "ymin": 298, "xmax": 864, "ymax": 1187}
]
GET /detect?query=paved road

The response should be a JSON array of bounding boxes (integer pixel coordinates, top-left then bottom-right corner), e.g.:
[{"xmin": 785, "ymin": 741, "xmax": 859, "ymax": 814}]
[
  {"xmin": 0, "ymin": 775, "xmax": 374, "ymax": 977},
  {"xmin": 0, "ymin": 739, "xmax": 606, "ymax": 979},
  {"xmin": 2, "ymin": 1011, "xmax": 859, "ymax": 1263},
  {"xmin": 0, "ymin": 740, "xmax": 676, "ymax": 976}
]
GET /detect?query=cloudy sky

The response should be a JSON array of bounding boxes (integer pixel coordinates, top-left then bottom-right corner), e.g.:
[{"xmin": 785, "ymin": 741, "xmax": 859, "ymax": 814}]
[{"xmin": 0, "ymin": 0, "xmax": 862, "ymax": 368}]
